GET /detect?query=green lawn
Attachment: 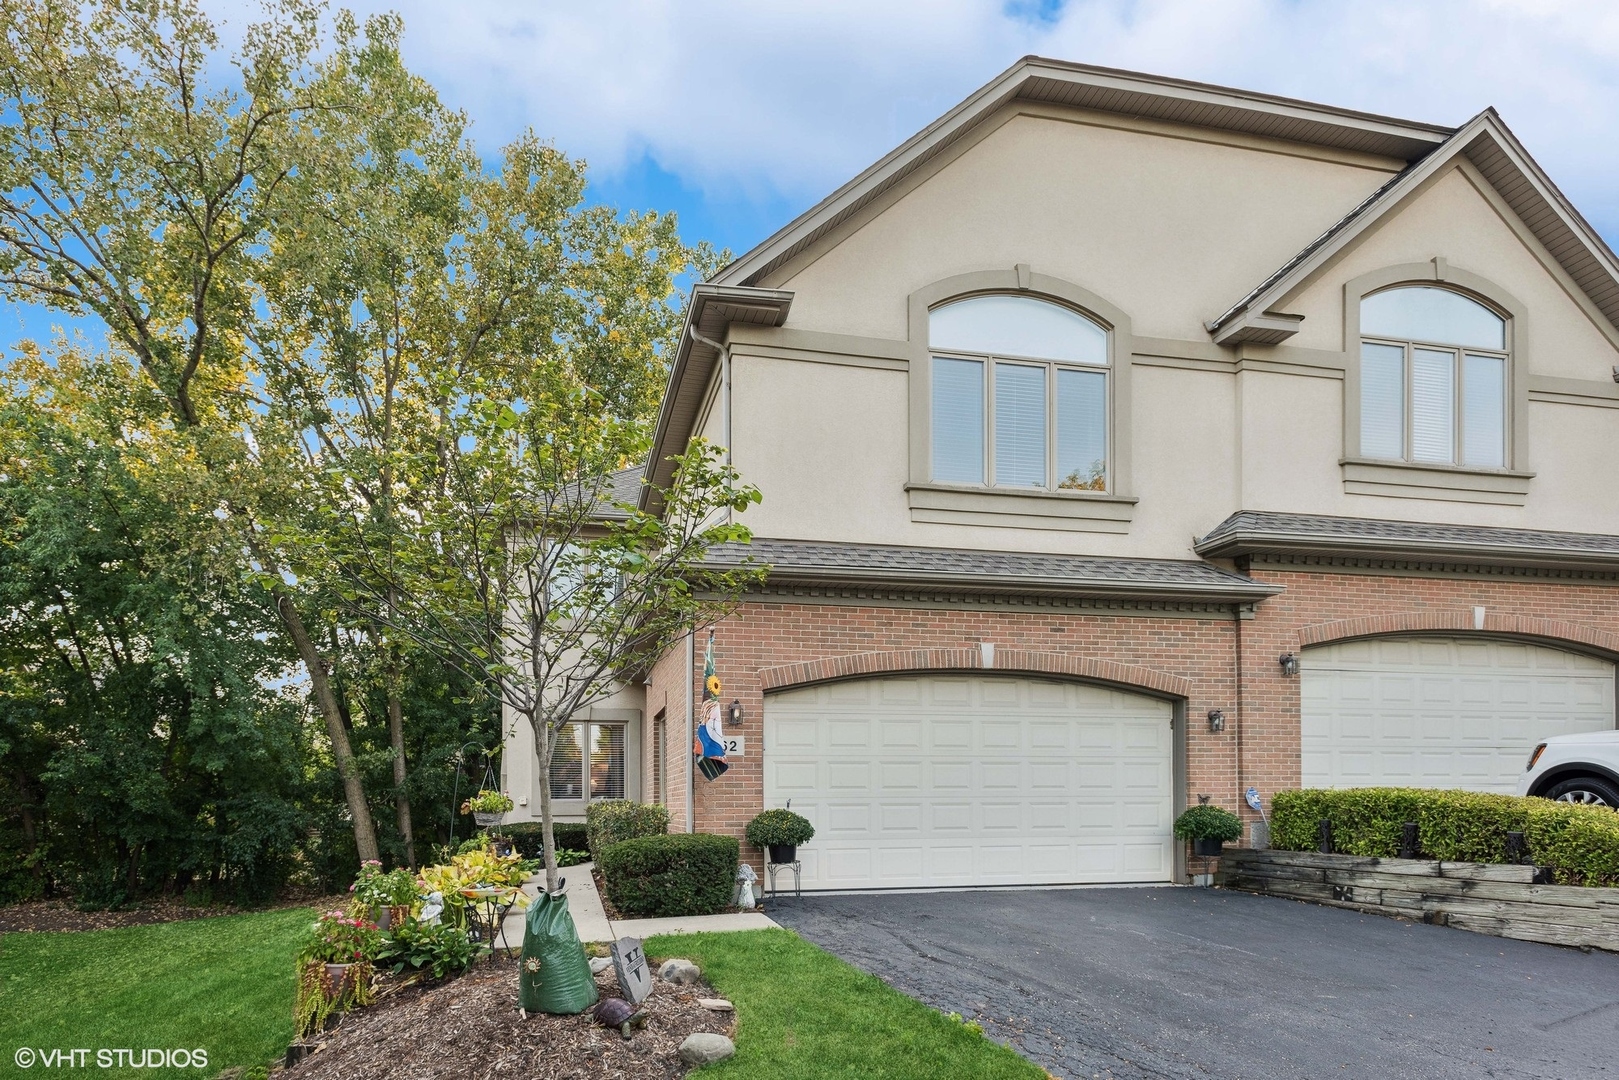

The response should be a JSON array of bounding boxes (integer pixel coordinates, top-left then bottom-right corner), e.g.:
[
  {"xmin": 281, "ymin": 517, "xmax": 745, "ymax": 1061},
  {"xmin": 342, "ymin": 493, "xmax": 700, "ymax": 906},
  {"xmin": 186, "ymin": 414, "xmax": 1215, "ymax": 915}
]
[
  {"xmin": 0, "ymin": 908, "xmax": 312, "ymax": 1079},
  {"xmin": 646, "ymin": 929, "xmax": 1046, "ymax": 1079}
]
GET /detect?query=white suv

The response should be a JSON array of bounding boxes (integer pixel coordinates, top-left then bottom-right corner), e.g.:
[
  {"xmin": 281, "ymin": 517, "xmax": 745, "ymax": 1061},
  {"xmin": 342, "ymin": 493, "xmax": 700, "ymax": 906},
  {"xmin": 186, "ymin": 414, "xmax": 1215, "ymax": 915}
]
[{"xmin": 1518, "ymin": 731, "xmax": 1619, "ymax": 806}]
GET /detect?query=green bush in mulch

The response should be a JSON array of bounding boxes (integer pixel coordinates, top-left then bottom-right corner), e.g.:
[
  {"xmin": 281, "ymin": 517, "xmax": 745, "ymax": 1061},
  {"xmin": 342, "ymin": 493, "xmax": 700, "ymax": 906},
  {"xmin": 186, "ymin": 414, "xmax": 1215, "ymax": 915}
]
[
  {"xmin": 1271, "ymin": 787, "xmax": 1619, "ymax": 886},
  {"xmin": 585, "ymin": 800, "xmax": 669, "ymax": 859},
  {"xmin": 598, "ymin": 833, "xmax": 738, "ymax": 917}
]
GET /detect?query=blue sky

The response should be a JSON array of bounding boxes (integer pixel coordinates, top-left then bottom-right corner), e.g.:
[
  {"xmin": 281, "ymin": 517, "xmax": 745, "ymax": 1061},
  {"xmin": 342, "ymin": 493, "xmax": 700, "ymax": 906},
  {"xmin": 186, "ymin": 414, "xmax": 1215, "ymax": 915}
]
[{"xmin": 10, "ymin": 0, "xmax": 1619, "ymax": 347}]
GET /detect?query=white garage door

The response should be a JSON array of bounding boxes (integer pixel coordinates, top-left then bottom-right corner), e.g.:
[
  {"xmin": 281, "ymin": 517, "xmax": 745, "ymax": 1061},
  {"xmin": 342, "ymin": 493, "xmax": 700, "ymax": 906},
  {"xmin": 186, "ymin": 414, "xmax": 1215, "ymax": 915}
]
[
  {"xmin": 1302, "ymin": 636, "xmax": 1616, "ymax": 792},
  {"xmin": 763, "ymin": 674, "xmax": 1174, "ymax": 891}
]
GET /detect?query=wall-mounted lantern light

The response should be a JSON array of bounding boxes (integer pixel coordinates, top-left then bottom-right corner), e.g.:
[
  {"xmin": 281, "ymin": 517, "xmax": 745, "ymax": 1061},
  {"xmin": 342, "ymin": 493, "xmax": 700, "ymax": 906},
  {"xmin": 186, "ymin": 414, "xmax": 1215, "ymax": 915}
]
[
  {"xmin": 1207, "ymin": 709, "xmax": 1226, "ymax": 733},
  {"xmin": 727, "ymin": 699, "xmax": 743, "ymax": 726},
  {"xmin": 1279, "ymin": 652, "xmax": 1300, "ymax": 677}
]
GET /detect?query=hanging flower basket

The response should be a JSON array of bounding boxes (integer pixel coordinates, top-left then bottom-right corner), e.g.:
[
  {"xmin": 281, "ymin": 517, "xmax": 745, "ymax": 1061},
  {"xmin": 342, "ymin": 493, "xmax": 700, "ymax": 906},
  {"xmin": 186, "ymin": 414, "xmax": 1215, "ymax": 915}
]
[{"xmin": 462, "ymin": 789, "xmax": 515, "ymax": 830}]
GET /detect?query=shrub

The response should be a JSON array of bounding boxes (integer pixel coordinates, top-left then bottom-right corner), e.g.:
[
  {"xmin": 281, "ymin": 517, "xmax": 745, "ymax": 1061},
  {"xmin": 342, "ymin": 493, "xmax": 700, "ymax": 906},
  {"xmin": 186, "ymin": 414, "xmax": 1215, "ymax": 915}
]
[
  {"xmin": 597, "ymin": 833, "xmax": 739, "ymax": 917},
  {"xmin": 375, "ymin": 919, "xmax": 485, "ymax": 980},
  {"xmin": 746, "ymin": 809, "xmax": 816, "ymax": 848},
  {"xmin": 501, "ymin": 821, "xmax": 588, "ymax": 858},
  {"xmin": 1271, "ymin": 787, "xmax": 1619, "ymax": 886},
  {"xmin": 585, "ymin": 800, "xmax": 669, "ymax": 859},
  {"xmin": 1173, "ymin": 805, "xmax": 1243, "ymax": 842}
]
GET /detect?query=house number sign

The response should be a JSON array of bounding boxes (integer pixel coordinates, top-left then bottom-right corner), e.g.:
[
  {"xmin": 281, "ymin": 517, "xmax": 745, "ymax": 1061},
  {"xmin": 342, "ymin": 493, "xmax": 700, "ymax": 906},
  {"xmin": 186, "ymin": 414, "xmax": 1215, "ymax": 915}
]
[{"xmin": 719, "ymin": 736, "xmax": 745, "ymax": 757}]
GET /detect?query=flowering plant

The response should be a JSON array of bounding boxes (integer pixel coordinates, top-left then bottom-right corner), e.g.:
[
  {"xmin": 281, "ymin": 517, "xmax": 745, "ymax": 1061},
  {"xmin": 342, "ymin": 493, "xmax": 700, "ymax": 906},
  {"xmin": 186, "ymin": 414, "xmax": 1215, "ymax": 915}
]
[
  {"xmin": 352, "ymin": 862, "xmax": 419, "ymax": 907},
  {"xmin": 300, "ymin": 910, "xmax": 385, "ymax": 965},
  {"xmin": 461, "ymin": 789, "xmax": 514, "ymax": 815}
]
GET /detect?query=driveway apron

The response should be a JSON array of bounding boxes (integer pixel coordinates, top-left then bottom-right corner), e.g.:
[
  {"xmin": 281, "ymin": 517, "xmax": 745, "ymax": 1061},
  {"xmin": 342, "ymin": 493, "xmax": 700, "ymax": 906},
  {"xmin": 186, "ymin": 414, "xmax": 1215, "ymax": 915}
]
[{"xmin": 769, "ymin": 886, "xmax": 1619, "ymax": 1080}]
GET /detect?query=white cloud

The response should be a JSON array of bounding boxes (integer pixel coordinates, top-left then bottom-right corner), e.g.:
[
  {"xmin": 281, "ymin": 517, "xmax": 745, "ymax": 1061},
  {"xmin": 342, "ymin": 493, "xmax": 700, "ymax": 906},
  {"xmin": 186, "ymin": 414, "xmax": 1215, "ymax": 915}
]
[{"xmin": 215, "ymin": 0, "xmax": 1619, "ymax": 238}]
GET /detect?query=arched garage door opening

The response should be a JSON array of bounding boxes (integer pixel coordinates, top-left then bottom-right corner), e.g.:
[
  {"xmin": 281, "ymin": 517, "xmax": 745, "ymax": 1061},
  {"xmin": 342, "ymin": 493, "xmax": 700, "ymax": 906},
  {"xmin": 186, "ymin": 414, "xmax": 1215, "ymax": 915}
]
[
  {"xmin": 1301, "ymin": 635, "xmax": 1617, "ymax": 793},
  {"xmin": 763, "ymin": 673, "xmax": 1176, "ymax": 891}
]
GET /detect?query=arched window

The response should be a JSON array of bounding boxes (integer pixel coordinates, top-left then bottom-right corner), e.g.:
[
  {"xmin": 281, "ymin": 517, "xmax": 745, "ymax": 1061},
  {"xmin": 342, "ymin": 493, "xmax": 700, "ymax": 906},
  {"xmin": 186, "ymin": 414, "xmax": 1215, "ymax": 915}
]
[
  {"xmin": 1359, "ymin": 286, "xmax": 1509, "ymax": 468},
  {"xmin": 928, "ymin": 294, "xmax": 1110, "ymax": 491}
]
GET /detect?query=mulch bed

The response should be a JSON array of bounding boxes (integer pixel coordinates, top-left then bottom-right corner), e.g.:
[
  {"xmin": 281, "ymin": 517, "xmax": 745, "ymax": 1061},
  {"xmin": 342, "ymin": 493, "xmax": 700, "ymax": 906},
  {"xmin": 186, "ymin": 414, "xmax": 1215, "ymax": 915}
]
[
  {"xmin": 282, "ymin": 956, "xmax": 736, "ymax": 1080},
  {"xmin": 0, "ymin": 890, "xmax": 350, "ymax": 933}
]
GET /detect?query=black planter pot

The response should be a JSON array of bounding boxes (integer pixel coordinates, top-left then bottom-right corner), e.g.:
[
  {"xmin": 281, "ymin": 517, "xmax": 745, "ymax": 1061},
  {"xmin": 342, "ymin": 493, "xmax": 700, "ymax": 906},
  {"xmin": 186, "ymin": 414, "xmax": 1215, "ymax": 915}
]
[
  {"xmin": 767, "ymin": 843, "xmax": 798, "ymax": 864},
  {"xmin": 1192, "ymin": 837, "xmax": 1225, "ymax": 857}
]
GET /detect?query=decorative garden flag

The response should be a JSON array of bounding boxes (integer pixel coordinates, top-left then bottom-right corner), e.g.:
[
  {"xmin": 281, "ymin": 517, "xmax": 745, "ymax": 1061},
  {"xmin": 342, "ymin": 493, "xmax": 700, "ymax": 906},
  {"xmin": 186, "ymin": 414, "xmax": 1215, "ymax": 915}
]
[{"xmin": 694, "ymin": 631, "xmax": 729, "ymax": 780}]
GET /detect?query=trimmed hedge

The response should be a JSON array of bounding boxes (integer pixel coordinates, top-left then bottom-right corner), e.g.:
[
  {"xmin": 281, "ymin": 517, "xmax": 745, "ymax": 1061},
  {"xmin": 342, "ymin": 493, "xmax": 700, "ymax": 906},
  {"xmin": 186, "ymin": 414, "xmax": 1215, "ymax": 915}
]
[
  {"xmin": 585, "ymin": 800, "xmax": 669, "ymax": 859},
  {"xmin": 1272, "ymin": 788, "xmax": 1619, "ymax": 887},
  {"xmin": 501, "ymin": 821, "xmax": 588, "ymax": 858},
  {"xmin": 597, "ymin": 833, "xmax": 739, "ymax": 917}
]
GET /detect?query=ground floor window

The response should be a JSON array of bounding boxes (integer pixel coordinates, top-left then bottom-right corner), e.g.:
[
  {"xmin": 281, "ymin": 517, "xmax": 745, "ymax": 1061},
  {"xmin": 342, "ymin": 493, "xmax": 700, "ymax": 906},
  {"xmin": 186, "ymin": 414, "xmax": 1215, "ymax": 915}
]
[{"xmin": 548, "ymin": 721, "xmax": 627, "ymax": 802}]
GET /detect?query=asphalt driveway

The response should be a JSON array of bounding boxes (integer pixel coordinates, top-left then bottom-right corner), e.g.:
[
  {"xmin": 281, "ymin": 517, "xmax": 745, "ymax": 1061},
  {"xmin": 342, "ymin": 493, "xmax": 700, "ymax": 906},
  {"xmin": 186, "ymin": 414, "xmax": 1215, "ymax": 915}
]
[{"xmin": 768, "ymin": 886, "xmax": 1619, "ymax": 1079}]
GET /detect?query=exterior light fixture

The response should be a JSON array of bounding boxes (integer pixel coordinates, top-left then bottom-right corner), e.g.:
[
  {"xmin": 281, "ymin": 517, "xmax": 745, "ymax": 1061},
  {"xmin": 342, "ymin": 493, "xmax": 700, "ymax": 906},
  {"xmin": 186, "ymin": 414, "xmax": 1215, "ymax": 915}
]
[
  {"xmin": 727, "ymin": 699, "xmax": 743, "ymax": 726},
  {"xmin": 1279, "ymin": 652, "xmax": 1300, "ymax": 677},
  {"xmin": 1207, "ymin": 709, "xmax": 1226, "ymax": 733}
]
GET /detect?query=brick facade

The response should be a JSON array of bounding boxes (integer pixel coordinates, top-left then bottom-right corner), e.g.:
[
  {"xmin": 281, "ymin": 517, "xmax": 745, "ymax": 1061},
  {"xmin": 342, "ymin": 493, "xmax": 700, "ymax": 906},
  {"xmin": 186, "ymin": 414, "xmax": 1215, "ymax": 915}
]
[{"xmin": 646, "ymin": 569, "xmax": 1619, "ymax": 873}]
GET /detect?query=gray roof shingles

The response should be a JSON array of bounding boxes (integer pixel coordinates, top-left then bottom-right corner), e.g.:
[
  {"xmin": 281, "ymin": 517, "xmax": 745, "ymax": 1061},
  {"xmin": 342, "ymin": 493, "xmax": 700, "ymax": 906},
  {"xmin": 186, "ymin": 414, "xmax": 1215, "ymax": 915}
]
[
  {"xmin": 702, "ymin": 538, "xmax": 1279, "ymax": 601},
  {"xmin": 1196, "ymin": 510, "xmax": 1619, "ymax": 565}
]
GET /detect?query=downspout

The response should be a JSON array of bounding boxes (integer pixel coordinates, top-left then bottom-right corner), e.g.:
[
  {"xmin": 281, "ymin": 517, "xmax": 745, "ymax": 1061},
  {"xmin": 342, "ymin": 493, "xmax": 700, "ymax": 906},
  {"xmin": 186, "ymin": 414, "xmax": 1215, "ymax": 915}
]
[
  {"xmin": 688, "ymin": 325, "xmax": 733, "ymax": 525},
  {"xmin": 685, "ymin": 627, "xmax": 696, "ymax": 833}
]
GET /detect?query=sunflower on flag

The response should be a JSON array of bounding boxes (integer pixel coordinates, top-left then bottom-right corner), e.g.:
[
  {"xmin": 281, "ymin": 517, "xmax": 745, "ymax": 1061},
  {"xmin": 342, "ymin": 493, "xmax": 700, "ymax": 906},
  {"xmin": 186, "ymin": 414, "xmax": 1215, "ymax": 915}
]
[{"xmin": 694, "ymin": 631, "xmax": 729, "ymax": 781}]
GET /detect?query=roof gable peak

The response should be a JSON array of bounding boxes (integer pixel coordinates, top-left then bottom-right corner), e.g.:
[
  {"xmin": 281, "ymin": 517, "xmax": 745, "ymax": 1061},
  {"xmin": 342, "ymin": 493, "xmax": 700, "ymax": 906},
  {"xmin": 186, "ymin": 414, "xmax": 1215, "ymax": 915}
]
[{"xmin": 1209, "ymin": 110, "xmax": 1619, "ymax": 345}]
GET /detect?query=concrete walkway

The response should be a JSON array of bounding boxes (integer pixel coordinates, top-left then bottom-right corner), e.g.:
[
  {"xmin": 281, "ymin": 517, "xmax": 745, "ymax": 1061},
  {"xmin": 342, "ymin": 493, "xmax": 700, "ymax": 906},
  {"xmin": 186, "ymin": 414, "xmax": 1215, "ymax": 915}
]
[{"xmin": 501, "ymin": 862, "xmax": 778, "ymax": 946}]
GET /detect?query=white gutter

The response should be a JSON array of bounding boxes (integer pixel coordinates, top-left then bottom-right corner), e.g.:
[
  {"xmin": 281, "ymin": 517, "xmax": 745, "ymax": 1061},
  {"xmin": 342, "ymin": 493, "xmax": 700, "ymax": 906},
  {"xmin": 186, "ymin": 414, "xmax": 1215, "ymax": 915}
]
[{"xmin": 688, "ymin": 324, "xmax": 732, "ymax": 525}]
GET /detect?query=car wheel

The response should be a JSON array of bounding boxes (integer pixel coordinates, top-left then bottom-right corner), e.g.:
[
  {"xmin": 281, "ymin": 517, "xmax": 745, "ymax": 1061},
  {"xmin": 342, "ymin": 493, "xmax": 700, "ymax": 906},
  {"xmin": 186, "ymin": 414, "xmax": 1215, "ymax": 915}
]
[{"xmin": 1545, "ymin": 776, "xmax": 1619, "ymax": 808}]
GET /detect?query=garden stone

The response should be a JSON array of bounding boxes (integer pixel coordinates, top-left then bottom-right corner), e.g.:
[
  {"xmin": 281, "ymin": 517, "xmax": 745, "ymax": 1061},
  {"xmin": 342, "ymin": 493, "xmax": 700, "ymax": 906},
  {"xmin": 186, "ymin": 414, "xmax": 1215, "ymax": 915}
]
[
  {"xmin": 678, "ymin": 1033, "xmax": 736, "ymax": 1065},
  {"xmin": 699, "ymin": 998, "xmax": 733, "ymax": 1011},
  {"xmin": 589, "ymin": 956, "xmax": 612, "ymax": 975},
  {"xmin": 658, "ymin": 958, "xmax": 701, "ymax": 985}
]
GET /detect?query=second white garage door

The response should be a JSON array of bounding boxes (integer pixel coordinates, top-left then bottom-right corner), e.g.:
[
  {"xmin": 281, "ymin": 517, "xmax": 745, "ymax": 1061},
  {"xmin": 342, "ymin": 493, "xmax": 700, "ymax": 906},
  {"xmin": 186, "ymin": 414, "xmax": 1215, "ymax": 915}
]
[
  {"xmin": 1301, "ymin": 636, "xmax": 1616, "ymax": 793},
  {"xmin": 763, "ymin": 674, "xmax": 1175, "ymax": 891}
]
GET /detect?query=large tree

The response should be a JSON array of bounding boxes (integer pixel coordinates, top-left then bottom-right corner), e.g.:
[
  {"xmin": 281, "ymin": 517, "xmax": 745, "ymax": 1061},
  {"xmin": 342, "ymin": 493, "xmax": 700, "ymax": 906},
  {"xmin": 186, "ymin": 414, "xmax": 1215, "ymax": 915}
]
[{"xmin": 0, "ymin": 0, "xmax": 456, "ymax": 863}]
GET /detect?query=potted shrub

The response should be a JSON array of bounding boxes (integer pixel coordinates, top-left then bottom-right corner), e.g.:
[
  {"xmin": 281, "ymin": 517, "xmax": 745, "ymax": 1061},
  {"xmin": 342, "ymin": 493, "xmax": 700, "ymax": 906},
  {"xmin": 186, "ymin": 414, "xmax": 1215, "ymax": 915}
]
[
  {"xmin": 302, "ymin": 910, "xmax": 383, "ymax": 1001},
  {"xmin": 351, "ymin": 863, "xmax": 418, "ymax": 929},
  {"xmin": 746, "ymin": 808, "xmax": 815, "ymax": 865},
  {"xmin": 1174, "ymin": 804, "xmax": 1244, "ymax": 857},
  {"xmin": 462, "ymin": 789, "xmax": 514, "ymax": 828}
]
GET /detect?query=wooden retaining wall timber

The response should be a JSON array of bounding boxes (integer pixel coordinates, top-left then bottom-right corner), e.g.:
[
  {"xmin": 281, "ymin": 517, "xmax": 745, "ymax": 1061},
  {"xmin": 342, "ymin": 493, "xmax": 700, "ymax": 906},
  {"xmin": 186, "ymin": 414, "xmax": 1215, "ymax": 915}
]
[{"xmin": 1219, "ymin": 848, "xmax": 1619, "ymax": 952}]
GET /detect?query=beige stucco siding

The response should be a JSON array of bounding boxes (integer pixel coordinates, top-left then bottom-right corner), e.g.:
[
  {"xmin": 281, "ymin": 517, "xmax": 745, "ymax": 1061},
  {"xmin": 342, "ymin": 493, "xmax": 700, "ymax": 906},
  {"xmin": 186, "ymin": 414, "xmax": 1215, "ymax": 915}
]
[
  {"xmin": 1237, "ymin": 371, "xmax": 1346, "ymax": 516},
  {"xmin": 730, "ymin": 351, "xmax": 1239, "ymax": 558},
  {"xmin": 1285, "ymin": 165, "xmax": 1619, "ymax": 382},
  {"xmin": 773, "ymin": 110, "xmax": 1400, "ymax": 343}
]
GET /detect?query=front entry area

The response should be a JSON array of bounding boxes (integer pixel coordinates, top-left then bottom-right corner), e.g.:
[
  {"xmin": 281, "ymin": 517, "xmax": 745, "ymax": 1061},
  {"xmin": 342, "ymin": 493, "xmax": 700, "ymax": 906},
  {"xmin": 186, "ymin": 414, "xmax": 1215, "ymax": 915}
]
[
  {"xmin": 1301, "ymin": 635, "xmax": 1617, "ymax": 792},
  {"xmin": 762, "ymin": 674, "xmax": 1175, "ymax": 891}
]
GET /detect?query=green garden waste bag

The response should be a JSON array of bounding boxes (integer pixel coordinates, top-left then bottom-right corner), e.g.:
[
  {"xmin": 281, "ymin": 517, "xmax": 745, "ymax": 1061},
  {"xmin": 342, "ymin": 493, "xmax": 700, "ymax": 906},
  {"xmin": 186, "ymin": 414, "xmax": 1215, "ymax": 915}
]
[{"xmin": 518, "ymin": 890, "xmax": 598, "ymax": 1015}]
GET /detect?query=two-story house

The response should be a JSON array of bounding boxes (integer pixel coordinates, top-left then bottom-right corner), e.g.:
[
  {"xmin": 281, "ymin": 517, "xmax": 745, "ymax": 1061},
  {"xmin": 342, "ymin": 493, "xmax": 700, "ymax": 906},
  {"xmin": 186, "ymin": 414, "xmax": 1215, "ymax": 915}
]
[{"xmin": 503, "ymin": 58, "xmax": 1619, "ymax": 890}]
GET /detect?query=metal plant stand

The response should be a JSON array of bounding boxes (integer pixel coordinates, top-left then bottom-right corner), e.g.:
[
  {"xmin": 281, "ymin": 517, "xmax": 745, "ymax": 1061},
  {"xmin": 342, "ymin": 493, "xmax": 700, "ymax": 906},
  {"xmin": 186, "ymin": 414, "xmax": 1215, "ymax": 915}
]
[
  {"xmin": 765, "ymin": 860, "xmax": 802, "ymax": 900},
  {"xmin": 463, "ymin": 888, "xmax": 518, "ymax": 954}
]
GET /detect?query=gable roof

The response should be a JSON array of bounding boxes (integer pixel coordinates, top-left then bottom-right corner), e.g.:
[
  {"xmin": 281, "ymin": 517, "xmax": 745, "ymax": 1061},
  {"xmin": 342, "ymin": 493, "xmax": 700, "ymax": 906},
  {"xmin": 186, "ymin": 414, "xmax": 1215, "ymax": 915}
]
[
  {"xmin": 1208, "ymin": 110, "xmax": 1619, "ymax": 344},
  {"xmin": 713, "ymin": 57, "xmax": 1452, "ymax": 290}
]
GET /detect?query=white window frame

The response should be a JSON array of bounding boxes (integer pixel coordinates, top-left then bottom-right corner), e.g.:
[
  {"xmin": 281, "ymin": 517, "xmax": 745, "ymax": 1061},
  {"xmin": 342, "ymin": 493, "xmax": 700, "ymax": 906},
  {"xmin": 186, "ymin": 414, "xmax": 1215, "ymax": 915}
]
[
  {"xmin": 545, "ymin": 709, "xmax": 640, "ymax": 810},
  {"xmin": 1340, "ymin": 262, "xmax": 1534, "ymax": 505},
  {"xmin": 929, "ymin": 349, "xmax": 1111, "ymax": 493},
  {"xmin": 905, "ymin": 268, "xmax": 1139, "ymax": 533},
  {"xmin": 1358, "ymin": 330, "xmax": 1510, "ymax": 468}
]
